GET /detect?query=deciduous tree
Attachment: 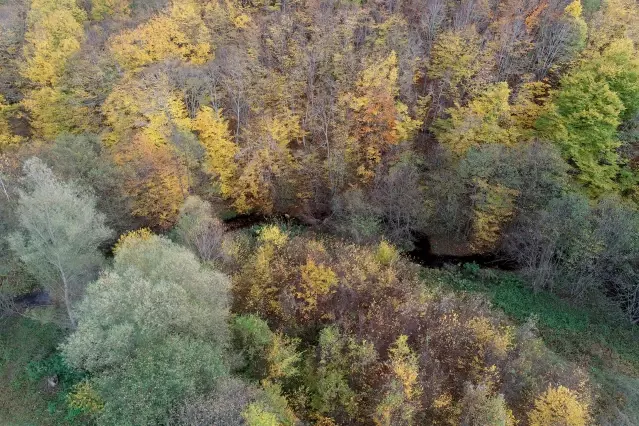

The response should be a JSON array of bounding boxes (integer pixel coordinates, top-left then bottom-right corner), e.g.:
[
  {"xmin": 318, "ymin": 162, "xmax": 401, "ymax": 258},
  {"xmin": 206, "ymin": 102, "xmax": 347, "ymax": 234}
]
[
  {"xmin": 62, "ymin": 232, "xmax": 230, "ymax": 425},
  {"xmin": 8, "ymin": 158, "xmax": 112, "ymax": 327}
]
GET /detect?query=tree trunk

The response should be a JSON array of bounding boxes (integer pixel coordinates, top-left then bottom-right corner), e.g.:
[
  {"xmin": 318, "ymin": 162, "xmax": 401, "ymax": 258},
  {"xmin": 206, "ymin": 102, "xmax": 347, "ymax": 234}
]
[{"xmin": 58, "ymin": 265, "xmax": 76, "ymax": 329}]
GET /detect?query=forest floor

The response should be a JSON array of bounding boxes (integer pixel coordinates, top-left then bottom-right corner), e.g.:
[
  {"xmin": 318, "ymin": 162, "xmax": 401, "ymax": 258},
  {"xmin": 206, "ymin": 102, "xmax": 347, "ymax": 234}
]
[{"xmin": 0, "ymin": 316, "xmax": 67, "ymax": 425}]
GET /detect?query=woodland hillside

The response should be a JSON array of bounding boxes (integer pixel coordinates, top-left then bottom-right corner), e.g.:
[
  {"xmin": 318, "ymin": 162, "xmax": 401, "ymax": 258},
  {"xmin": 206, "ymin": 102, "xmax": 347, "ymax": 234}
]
[{"xmin": 1, "ymin": 0, "xmax": 639, "ymax": 424}]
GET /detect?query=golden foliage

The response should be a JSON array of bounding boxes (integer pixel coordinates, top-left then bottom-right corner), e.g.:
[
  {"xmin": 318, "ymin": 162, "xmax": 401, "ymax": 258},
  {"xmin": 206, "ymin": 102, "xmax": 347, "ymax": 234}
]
[
  {"xmin": 91, "ymin": 0, "xmax": 130, "ymax": 20},
  {"xmin": 243, "ymin": 404, "xmax": 281, "ymax": 426},
  {"xmin": 428, "ymin": 28, "xmax": 483, "ymax": 100},
  {"xmin": 232, "ymin": 113, "xmax": 303, "ymax": 213},
  {"xmin": 20, "ymin": 0, "xmax": 87, "ymax": 138},
  {"xmin": 375, "ymin": 241, "xmax": 399, "ymax": 266},
  {"xmin": 588, "ymin": 0, "xmax": 639, "ymax": 48},
  {"xmin": 67, "ymin": 380, "xmax": 104, "ymax": 415},
  {"xmin": 297, "ymin": 259, "xmax": 338, "ymax": 316},
  {"xmin": 470, "ymin": 179, "xmax": 520, "ymax": 252},
  {"xmin": 108, "ymin": 0, "xmax": 211, "ymax": 71},
  {"xmin": 103, "ymin": 73, "xmax": 192, "ymax": 145},
  {"xmin": 433, "ymin": 83, "xmax": 519, "ymax": 156},
  {"xmin": 343, "ymin": 51, "xmax": 419, "ymax": 183},
  {"xmin": 193, "ymin": 106, "xmax": 238, "ymax": 198},
  {"xmin": 267, "ymin": 334, "xmax": 301, "ymax": 381},
  {"xmin": 113, "ymin": 228, "xmax": 154, "ymax": 254},
  {"xmin": 511, "ymin": 81, "xmax": 552, "ymax": 134},
  {"xmin": 21, "ymin": 87, "xmax": 92, "ymax": 140},
  {"xmin": 258, "ymin": 225, "xmax": 289, "ymax": 248},
  {"xmin": 388, "ymin": 335, "xmax": 420, "ymax": 400},
  {"xmin": 528, "ymin": 385, "xmax": 589, "ymax": 426},
  {"xmin": 22, "ymin": 0, "xmax": 86, "ymax": 86},
  {"xmin": 114, "ymin": 133, "xmax": 187, "ymax": 229},
  {"xmin": 233, "ymin": 226, "xmax": 291, "ymax": 318},
  {"xmin": 374, "ymin": 335, "xmax": 421, "ymax": 425}
]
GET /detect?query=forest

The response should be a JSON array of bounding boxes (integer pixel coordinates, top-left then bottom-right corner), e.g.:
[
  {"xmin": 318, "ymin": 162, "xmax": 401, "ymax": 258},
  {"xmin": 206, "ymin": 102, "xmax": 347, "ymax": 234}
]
[{"xmin": 1, "ymin": 0, "xmax": 639, "ymax": 424}]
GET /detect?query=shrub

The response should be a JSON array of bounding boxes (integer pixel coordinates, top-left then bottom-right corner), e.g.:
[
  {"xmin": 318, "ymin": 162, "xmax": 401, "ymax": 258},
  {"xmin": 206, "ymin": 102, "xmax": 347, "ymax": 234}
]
[{"xmin": 528, "ymin": 385, "xmax": 589, "ymax": 426}]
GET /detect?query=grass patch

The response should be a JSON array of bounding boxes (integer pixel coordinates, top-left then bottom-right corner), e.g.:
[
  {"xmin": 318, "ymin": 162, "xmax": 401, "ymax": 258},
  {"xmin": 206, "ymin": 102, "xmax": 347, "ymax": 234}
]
[{"xmin": 0, "ymin": 316, "xmax": 79, "ymax": 425}]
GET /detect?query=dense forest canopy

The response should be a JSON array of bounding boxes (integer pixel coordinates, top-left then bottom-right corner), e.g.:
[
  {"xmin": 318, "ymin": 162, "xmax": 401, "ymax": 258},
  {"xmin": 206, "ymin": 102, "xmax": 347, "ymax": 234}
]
[{"xmin": 1, "ymin": 0, "xmax": 639, "ymax": 424}]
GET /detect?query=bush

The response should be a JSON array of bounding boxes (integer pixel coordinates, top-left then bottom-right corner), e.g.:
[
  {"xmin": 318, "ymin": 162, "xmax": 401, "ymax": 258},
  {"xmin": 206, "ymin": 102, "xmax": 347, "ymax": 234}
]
[{"xmin": 528, "ymin": 385, "xmax": 589, "ymax": 426}]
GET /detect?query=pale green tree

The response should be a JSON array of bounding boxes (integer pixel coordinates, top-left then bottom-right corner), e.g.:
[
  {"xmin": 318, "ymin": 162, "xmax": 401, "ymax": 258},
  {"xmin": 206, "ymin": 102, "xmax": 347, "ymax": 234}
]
[
  {"xmin": 62, "ymin": 232, "xmax": 230, "ymax": 425},
  {"xmin": 8, "ymin": 157, "xmax": 112, "ymax": 328}
]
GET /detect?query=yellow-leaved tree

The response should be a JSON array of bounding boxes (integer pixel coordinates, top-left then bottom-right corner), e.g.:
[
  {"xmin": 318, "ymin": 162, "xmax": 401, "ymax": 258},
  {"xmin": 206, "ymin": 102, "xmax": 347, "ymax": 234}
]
[
  {"xmin": 232, "ymin": 225, "xmax": 290, "ymax": 319},
  {"xmin": 432, "ymin": 82, "xmax": 519, "ymax": 156},
  {"xmin": 374, "ymin": 335, "xmax": 421, "ymax": 426},
  {"xmin": 22, "ymin": 0, "xmax": 86, "ymax": 86},
  {"xmin": 342, "ymin": 51, "xmax": 420, "ymax": 183},
  {"xmin": 528, "ymin": 385, "xmax": 589, "ymax": 426},
  {"xmin": 232, "ymin": 112, "xmax": 304, "ymax": 213},
  {"xmin": 297, "ymin": 258, "xmax": 338, "ymax": 317},
  {"xmin": 102, "ymin": 73, "xmax": 193, "ymax": 145},
  {"xmin": 193, "ymin": 106, "xmax": 238, "ymax": 198},
  {"xmin": 108, "ymin": 0, "xmax": 211, "ymax": 71},
  {"xmin": 90, "ymin": 0, "xmax": 130, "ymax": 21},
  {"xmin": 21, "ymin": 0, "xmax": 87, "ymax": 139},
  {"xmin": 470, "ymin": 179, "xmax": 520, "ymax": 252},
  {"xmin": 428, "ymin": 27, "xmax": 484, "ymax": 102},
  {"xmin": 114, "ymin": 133, "xmax": 187, "ymax": 230}
]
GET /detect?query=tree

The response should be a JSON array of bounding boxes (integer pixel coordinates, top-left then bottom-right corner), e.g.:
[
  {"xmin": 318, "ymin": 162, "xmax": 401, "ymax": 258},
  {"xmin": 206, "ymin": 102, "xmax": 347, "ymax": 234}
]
[
  {"xmin": 537, "ymin": 66, "xmax": 624, "ymax": 194},
  {"xmin": 174, "ymin": 377, "xmax": 258, "ymax": 426},
  {"xmin": 21, "ymin": 0, "xmax": 86, "ymax": 87},
  {"xmin": 503, "ymin": 193, "xmax": 599, "ymax": 297},
  {"xmin": 8, "ymin": 158, "xmax": 112, "ymax": 328},
  {"xmin": 532, "ymin": 0, "xmax": 587, "ymax": 78},
  {"xmin": 428, "ymin": 27, "xmax": 484, "ymax": 106},
  {"xmin": 174, "ymin": 196, "xmax": 226, "ymax": 263},
  {"xmin": 114, "ymin": 133, "xmax": 187, "ymax": 230},
  {"xmin": 231, "ymin": 314, "xmax": 301, "ymax": 383},
  {"xmin": 310, "ymin": 326, "xmax": 377, "ymax": 422},
  {"xmin": 459, "ymin": 383, "xmax": 515, "ymax": 426},
  {"xmin": 584, "ymin": 38, "xmax": 639, "ymax": 122},
  {"xmin": 528, "ymin": 385, "xmax": 589, "ymax": 426},
  {"xmin": 231, "ymin": 113, "xmax": 304, "ymax": 213},
  {"xmin": 91, "ymin": 0, "xmax": 130, "ymax": 21},
  {"xmin": 374, "ymin": 335, "xmax": 421, "ymax": 426},
  {"xmin": 297, "ymin": 259, "xmax": 338, "ymax": 317},
  {"xmin": 102, "ymin": 72, "xmax": 193, "ymax": 146},
  {"xmin": 242, "ymin": 382, "xmax": 298, "ymax": 426},
  {"xmin": 20, "ymin": 0, "xmax": 87, "ymax": 138},
  {"xmin": 108, "ymin": 0, "xmax": 211, "ymax": 71},
  {"xmin": 342, "ymin": 52, "xmax": 419, "ymax": 183},
  {"xmin": 62, "ymin": 232, "xmax": 230, "ymax": 425},
  {"xmin": 193, "ymin": 106, "xmax": 238, "ymax": 198},
  {"xmin": 432, "ymin": 82, "xmax": 518, "ymax": 156},
  {"xmin": 38, "ymin": 133, "xmax": 131, "ymax": 232},
  {"xmin": 592, "ymin": 198, "xmax": 639, "ymax": 321},
  {"xmin": 469, "ymin": 178, "xmax": 519, "ymax": 252}
]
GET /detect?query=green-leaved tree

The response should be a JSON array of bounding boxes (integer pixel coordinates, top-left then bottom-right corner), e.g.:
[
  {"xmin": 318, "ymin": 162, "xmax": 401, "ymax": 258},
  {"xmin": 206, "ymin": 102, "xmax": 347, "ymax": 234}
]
[
  {"xmin": 8, "ymin": 157, "xmax": 112, "ymax": 327},
  {"xmin": 62, "ymin": 232, "xmax": 230, "ymax": 425}
]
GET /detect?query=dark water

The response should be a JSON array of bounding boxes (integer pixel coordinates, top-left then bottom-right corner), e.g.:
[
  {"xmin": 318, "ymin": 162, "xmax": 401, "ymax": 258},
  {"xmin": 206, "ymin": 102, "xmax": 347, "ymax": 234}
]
[
  {"xmin": 223, "ymin": 213, "xmax": 306, "ymax": 231},
  {"xmin": 407, "ymin": 233, "xmax": 518, "ymax": 270},
  {"xmin": 223, "ymin": 213, "xmax": 270, "ymax": 230},
  {"xmin": 13, "ymin": 290, "xmax": 51, "ymax": 307}
]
